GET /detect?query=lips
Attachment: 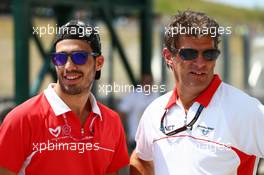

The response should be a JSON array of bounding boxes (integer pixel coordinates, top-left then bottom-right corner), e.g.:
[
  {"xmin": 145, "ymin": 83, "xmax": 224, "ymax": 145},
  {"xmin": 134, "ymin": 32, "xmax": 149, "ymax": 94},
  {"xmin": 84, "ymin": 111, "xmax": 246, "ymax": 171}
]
[
  {"xmin": 190, "ymin": 71, "xmax": 206, "ymax": 75},
  {"xmin": 64, "ymin": 74, "xmax": 82, "ymax": 80},
  {"xmin": 63, "ymin": 73, "xmax": 83, "ymax": 84}
]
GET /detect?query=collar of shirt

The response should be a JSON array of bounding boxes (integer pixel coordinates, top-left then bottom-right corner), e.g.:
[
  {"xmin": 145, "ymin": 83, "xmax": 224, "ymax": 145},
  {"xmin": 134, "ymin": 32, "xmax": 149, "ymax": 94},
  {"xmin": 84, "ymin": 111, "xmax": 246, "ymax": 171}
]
[
  {"xmin": 44, "ymin": 83, "xmax": 102, "ymax": 120},
  {"xmin": 165, "ymin": 74, "xmax": 222, "ymax": 109}
]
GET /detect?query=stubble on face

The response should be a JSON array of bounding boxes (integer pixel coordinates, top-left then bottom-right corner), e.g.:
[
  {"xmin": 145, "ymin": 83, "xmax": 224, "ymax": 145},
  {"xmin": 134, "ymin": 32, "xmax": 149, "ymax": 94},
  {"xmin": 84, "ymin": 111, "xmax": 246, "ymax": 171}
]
[{"xmin": 57, "ymin": 69, "xmax": 95, "ymax": 95}]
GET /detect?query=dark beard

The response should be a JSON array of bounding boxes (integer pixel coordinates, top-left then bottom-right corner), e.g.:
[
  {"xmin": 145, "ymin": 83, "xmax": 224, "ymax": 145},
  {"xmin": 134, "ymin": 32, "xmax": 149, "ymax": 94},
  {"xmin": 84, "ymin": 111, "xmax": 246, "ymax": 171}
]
[
  {"xmin": 60, "ymin": 81, "xmax": 85, "ymax": 95},
  {"xmin": 58, "ymin": 74, "xmax": 94, "ymax": 95}
]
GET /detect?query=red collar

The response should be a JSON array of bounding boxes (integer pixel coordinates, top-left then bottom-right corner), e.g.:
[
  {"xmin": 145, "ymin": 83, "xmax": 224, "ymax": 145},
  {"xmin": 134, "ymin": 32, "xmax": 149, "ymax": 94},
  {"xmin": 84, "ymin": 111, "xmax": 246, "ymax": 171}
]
[{"xmin": 165, "ymin": 74, "xmax": 222, "ymax": 109}]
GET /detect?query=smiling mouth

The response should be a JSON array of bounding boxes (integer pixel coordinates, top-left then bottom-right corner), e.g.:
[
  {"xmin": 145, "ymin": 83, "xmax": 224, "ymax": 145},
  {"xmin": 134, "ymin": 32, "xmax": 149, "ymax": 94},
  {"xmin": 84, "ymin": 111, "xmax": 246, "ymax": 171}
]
[
  {"xmin": 63, "ymin": 74, "xmax": 83, "ymax": 84},
  {"xmin": 64, "ymin": 75, "xmax": 82, "ymax": 80},
  {"xmin": 190, "ymin": 71, "xmax": 206, "ymax": 76}
]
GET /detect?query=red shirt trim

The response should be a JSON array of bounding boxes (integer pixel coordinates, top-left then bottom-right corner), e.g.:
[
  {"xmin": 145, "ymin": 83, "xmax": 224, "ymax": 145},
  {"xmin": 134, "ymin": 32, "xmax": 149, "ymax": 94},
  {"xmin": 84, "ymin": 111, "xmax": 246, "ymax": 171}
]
[
  {"xmin": 165, "ymin": 74, "xmax": 222, "ymax": 109},
  {"xmin": 231, "ymin": 147, "xmax": 256, "ymax": 175},
  {"xmin": 153, "ymin": 135, "xmax": 257, "ymax": 174}
]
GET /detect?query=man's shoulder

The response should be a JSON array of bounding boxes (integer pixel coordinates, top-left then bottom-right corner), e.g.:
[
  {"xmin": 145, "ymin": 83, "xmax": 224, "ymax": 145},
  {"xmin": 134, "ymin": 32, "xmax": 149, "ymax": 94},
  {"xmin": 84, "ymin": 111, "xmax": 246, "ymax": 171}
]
[
  {"xmin": 147, "ymin": 91, "xmax": 173, "ymax": 109},
  {"xmin": 14, "ymin": 93, "xmax": 45, "ymax": 111},
  {"xmin": 96, "ymin": 102, "xmax": 126, "ymax": 134},
  {"xmin": 220, "ymin": 83, "xmax": 261, "ymax": 104},
  {"xmin": 4, "ymin": 93, "xmax": 47, "ymax": 122},
  {"xmin": 218, "ymin": 83, "xmax": 263, "ymax": 113},
  {"xmin": 97, "ymin": 102, "xmax": 119, "ymax": 120},
  {"xmin": 140, "ymin": 91, "xmax": 173, "ymax": 119}
]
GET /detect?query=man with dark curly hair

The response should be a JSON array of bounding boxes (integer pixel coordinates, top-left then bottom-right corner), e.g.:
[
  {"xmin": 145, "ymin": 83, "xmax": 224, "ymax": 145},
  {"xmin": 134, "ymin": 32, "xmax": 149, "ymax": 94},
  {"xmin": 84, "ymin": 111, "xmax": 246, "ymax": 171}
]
[{"xmin": 130, "ymin": 10, "xmax": 264, "ymax": 175}]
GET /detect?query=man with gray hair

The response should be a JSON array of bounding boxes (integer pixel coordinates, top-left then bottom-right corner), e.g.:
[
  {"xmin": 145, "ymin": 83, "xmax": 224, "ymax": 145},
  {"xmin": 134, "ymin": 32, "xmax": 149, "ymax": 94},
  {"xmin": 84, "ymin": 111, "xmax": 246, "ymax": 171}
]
[{"xmin": 130, "ymin": 10, "xmax": 264, "ymax": 175}]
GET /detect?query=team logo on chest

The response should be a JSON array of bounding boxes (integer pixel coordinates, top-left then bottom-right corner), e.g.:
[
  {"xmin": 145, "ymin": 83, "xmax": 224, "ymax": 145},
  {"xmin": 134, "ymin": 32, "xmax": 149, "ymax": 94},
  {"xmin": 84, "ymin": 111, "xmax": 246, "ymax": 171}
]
[
  {"xmin": 49, "ymin": 126, "xmax": 61, "ymax": 137},
  {"xmin": 197, "ymin": 124, "xmax": 214, "ymax": 136}
]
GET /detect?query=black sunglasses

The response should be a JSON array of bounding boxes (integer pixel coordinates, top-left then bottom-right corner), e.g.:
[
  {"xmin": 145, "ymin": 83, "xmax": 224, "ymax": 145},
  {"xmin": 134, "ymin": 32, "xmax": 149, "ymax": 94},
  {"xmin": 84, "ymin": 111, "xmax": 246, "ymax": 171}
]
[
  {"xmin": 160, "ymin": 105, "xmax": 204, "ymax": 136},
  {"xmin": 177, "ymin": 48, "xmax": 220, "ymax": 61},
  {"xmin": 51, "ymin": 51, "xmax": 99, "ymax": 66}
]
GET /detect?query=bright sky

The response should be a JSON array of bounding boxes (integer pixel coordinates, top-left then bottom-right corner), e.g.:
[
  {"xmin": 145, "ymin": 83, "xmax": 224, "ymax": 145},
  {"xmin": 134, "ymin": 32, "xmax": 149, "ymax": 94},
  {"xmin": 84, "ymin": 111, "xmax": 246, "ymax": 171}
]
[{"xmin": 213, "ymin": 0, "xmax": 264, "ymax": 9}]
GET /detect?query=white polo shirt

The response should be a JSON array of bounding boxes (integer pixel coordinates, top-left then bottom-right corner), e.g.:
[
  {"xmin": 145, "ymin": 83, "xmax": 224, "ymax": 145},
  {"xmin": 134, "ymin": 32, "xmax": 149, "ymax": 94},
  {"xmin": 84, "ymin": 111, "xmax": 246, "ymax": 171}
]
[{"xmin": 135, "ymin": 75, "xmax": 264, "ymax": 175}]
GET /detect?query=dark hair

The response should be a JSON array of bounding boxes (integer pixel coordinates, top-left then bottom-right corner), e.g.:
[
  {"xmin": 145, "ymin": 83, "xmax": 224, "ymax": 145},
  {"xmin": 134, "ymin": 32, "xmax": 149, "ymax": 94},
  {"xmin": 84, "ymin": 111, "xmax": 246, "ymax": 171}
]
[
  {"xmin": 164, "ymin": 10, "xmax": 220, "ymax": 53},
  {"xmin": 54, "ymin": 20, "xmax": 102, "ymax": 79}
]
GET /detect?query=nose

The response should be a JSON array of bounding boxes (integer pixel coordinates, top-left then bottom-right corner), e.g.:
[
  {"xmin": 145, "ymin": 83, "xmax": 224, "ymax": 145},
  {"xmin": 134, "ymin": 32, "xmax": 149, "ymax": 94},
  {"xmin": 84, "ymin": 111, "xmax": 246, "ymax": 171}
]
[
  {"xmin": 64, "ymin": 56, "xmax": 78, "ymax": 71},
  {"xmin": 193, "ymin": 52, "xmax": 206, "ymax": 68}
]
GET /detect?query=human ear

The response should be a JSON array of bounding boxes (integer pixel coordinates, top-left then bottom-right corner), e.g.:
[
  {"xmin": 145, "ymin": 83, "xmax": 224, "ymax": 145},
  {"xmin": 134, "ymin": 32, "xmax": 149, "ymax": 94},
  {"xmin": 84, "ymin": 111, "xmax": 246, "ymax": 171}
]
[
  {"xmin": 95, "ymin": 55, "xmax": 104, "ymax": 71},
  {"xmin": 162, "ymin": 48, "xmax": 174, "ymax": 68}
]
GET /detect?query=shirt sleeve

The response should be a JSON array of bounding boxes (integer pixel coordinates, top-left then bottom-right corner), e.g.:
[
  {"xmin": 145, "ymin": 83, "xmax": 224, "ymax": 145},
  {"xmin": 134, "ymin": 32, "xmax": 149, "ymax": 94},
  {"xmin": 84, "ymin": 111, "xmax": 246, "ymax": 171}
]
[
  {"xmin": 106, "ymin": 115, "xmax": 129, "ymax": 173},
  {"xmin": 135, "ymin": 107, "xmax": 154, "ymax": 161},
  {"xmin": 233, "ymin": 98, "xmax": 264, "ymax": 157},
  {"xmin": 247, "ymin": 101, "xmax": 264, "ymax": 157},
  {"xmin": 0, "ymin": 110, "xmax": 30, "ymax": 173}
]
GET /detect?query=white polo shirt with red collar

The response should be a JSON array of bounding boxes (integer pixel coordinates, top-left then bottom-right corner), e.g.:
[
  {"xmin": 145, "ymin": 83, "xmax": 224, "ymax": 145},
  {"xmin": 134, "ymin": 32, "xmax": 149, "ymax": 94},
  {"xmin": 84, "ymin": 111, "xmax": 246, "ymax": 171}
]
[
  {"xmin": 135, "ymin": 75, "xmax": 264, "ymax": 175},
  {"xmin": 0, "ymin": 84, "xmax": 129, "ymax": 175}
]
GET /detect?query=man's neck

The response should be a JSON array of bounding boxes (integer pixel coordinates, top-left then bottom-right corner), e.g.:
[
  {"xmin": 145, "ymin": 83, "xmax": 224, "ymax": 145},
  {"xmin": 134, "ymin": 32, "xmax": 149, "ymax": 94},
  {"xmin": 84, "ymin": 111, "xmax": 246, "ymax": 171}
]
[
  {"xmin": 177, "ymin": 87, "xmax": 200, "ymax": 113},
  {"xmin": 54, "ymin": 85, "xmax": 91, "ymax": 126},
  {"xmin": 176, "ymin": 83, "xmax": 208, "ymax": 113}
]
